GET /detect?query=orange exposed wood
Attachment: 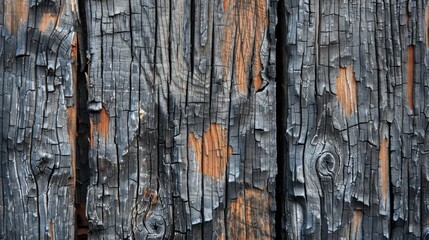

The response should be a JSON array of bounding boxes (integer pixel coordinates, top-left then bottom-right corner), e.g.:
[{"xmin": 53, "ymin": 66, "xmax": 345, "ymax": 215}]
[
  {"xmin": 253, "ymin": 1, "xmax": 267, "ymax": 91},
  {"xmin": 68, "ymin": 33, "xmax": 78, "ymax": 186},
  {"xmin": 336, "ymin": 65, "xmax": 357, "ymax": 115},
  {"xmin": 352, "ymin": 210, "xmax": 362, "ymax": 239},
  {"xmin": 407, "ymin": 45, "xmax": 414, "ymax": 111},
  {"xmin": 189, "ymin": 123, "xmax": 232, "ymax": 179},
  {"xmin": 144, "ymin": 188, "xmax": 159, "ymax": 205},
  {"xmin": 4, "ymin": 0, "xmax": 29, "ymax": 34},
  {"xmin": 264, "ymin": 10, "xmax": 269, "ymax": 28},
  {"xmin": 235, "ymin": 3, "xmax": 253, "ymax": 94},
  {"xmin": 67, "ymin": 107, "xmax": 77, "ymax": 145},
  {"xmin": 221, "ymin": 1, "xmax": 267, "ymax": 94},
  {"xmin": 224, "ymin": 0, "xmax": 230, "ymax": 11},
  {"xmin": 229, "ymin": 188, "xmax": 271, "ymax": 239},
  {"xmin": 221, "ymin": 12, "xmax": 234, "ymax": 80},
  {"xmin": 97, "ymin": 107, "xmax": 110, "ymax": 142},
  {"xmin": 380, "ymin": 138, "xmax": 389, "ymax": 206},
  {"xmin": 71, "ymin": 33, "xmax": 78, "ymax": 60},
  {"xmin": 49, "ymin": 219, "xmax": 54, "ymax": 240},
  {"xmin": 38, "ymin": 13, "xmax": 57, "ymax": 32},
  {"xmin": 144, "ymin": 188, "xmax": 152, "ymax": 197}
]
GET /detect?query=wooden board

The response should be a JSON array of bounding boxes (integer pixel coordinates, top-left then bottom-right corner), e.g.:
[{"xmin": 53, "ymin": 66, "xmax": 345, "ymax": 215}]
[
  {"xmin": 0, "ymin": 0, "xmax": 79, "ymax": 238},
  {"xmin": 82, "ymin": 0, "xmax": 277, "ymax": 238},
  {"xmin": 3, "ymin": 0, "xmax": 429, "ymax": 239},
  {"xmin": 282, "ymin": 0, "xmax": 429, "ymax": 238}
]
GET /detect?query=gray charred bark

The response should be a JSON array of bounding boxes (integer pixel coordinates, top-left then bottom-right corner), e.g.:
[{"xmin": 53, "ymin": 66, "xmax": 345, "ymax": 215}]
[
  {"xmin": 283, "ymin": 0, "xmax": 429, "ymax": 238},
  {"xmin": 0, "ymin": 0, "xmax": 79, "ymax": 239},
  {"xmin": 1, "ymin": 0, "xmax": 429, "ymax": 239}
]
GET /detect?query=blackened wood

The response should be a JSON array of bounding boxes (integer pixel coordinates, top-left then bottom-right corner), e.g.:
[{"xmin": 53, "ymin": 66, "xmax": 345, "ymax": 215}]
[
  {"xmin": 82, "ymin": 0, "xmax": 278, "ymax": 238},
  {"xmin": 283, "ymin": 0, "xmax": 429, "ymax": 238},
  {"xmin": 0, "ymin": 0, "xmax": 79, "ymax": 238}
]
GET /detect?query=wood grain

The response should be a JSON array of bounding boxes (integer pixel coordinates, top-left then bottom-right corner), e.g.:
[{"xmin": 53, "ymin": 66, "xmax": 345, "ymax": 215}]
[
  {"xmin": 283, "ymin": 0, "xmax": 429, "ymax": 238},
  {"xmin": 81, "ymin": 0, "xmax": 277, "ymax": 238},
  {"xmin": 0, "ymin": 0, "xmax": 79, "ymax": 238},
  {"xmin": 2, "ymin": 0, "xmax": 429, "ymax": 239}
]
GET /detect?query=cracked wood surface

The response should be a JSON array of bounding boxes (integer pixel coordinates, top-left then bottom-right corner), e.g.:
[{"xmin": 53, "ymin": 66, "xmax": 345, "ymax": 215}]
[
  {"xmin": 0, "ymin": 0, "xmax": 78, "ymax": 239},
  {"xmin": 82, "ymin": 0, "xmax": 277, "ymax": 239},
  {"xmin": 2, "ymin": 0, "xmax": 429, "ymax": 239},
  {"xmin": 282, "ymin": 0, "xmax": 429, "ymax": 238}
]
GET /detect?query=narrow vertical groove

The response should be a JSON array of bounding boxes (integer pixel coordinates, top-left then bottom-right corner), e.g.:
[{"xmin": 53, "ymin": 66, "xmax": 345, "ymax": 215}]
[
  {"xmin": 189, "ymin": 0, "xmax": 204, "ymax": 237},
  {"xmin": 407, "ymin": 45, "xmax": 414, "ymax": 112},
  {"xmin": 168, "ymin": 0, "xmax": 174, "ymax": 235},
  {"xmin": 275, "ymin": 0, "xmax": 287, "ymax": 239},
  {"xmin": 76, "ymin": 0, "xmax": 90, "ymax": 239},
  {"xmin": 184, "ymin": 0, "xmax": 192, "ymax": 237},
  {"xmin": 154, "ymin": 0, "xmax": 160, "ymax": 224}
]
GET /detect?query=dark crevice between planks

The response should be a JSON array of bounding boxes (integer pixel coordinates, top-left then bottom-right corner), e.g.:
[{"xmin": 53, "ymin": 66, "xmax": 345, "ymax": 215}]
[
  {"xmin": 75, "ymin": 0, "xmax": 90, "ymax": 239},
  {"xmin": 275, "ymin": 0, "xmax": 287, "ymax": 239}
]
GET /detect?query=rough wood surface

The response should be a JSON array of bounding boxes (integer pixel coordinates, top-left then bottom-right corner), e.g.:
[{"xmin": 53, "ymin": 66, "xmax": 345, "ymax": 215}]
[
  {"xmin": 82, "ymin": 0, "xmax": 277, "ymax": 238},
  {"xmin": 0, "ymin": 0, "xmax": 79, "ymax": 238},
  {"xmin": 282, "ymin": 0, "xmax": 429, "ymax": 238},
  {"xmin": 3, "ymin": 0, "xmax": 429, "ymax": 239}
]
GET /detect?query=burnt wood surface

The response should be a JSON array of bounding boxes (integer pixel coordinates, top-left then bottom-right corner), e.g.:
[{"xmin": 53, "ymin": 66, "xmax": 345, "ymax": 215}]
[
  {"xmin": 1, "ymin": 0, "xmax": 429, "ymax": 239},
  {"xmin": 0, "ymin": 0, "xmax": 79, "ymax": 239},
  {"xmin": 283, "ymin": 0, "xmax": 429, "ymax": 238}
]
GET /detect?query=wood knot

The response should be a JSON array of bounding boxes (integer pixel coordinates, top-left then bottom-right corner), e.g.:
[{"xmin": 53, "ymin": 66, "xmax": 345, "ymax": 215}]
[
  {"xmin": 316, "ymin": 152, "xmax": 338, "ymax": 177},
  {"xmin": 145, "ymin": 215, "xmax": 165, "ymax": 237}
]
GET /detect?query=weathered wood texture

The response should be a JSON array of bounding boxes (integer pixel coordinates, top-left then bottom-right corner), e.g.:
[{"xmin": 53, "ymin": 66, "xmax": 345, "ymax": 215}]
[
  {"xmin": 83, "ymin": 0, "xmax": 277, "ymax": 239},
  {"xmin": 0, "ymin": 0, "xmax": 79, "ymax": 239},
  {"xmin": 283, "ymin": 0, "xmax": 429, "ymax": 238},
  {"xmin": 4, "ymin": 0, "xmax": 429, "ymax": 239}
]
